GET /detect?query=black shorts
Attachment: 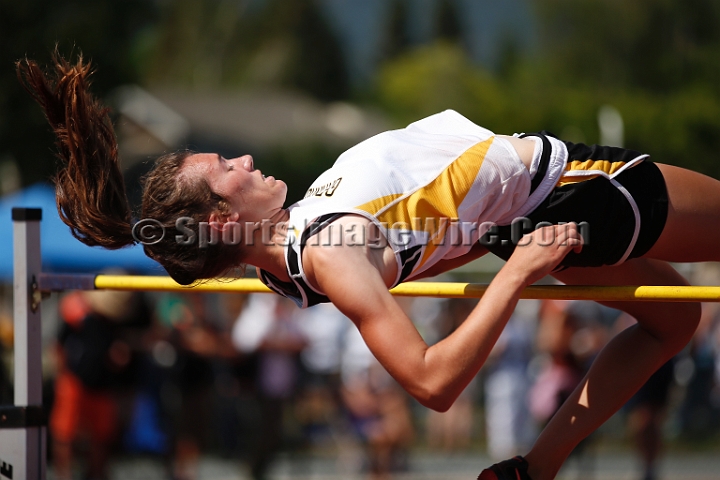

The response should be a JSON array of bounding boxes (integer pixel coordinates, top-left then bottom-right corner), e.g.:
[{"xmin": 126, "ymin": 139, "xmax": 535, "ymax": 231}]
[{"xmin": 482, "ymin": 142, "xmax": 669, "ymax": 268}]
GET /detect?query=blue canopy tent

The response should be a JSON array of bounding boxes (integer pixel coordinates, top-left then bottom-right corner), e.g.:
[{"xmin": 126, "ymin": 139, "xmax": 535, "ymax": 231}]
[{"xmin": 0, "ymin": 183, "xmax": 164, "ymax": 280}]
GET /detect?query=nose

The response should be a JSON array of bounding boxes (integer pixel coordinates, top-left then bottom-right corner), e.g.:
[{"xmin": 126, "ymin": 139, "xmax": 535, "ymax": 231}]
[{"xmin": 236, "ymin": 154, "xmax": 254, "ymax": 171}]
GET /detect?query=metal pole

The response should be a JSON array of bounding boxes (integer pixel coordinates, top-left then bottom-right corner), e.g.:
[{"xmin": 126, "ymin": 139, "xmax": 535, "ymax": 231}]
[{"xmin": 1, "ymin": 208, "xmax": 46, "ymax": 480}]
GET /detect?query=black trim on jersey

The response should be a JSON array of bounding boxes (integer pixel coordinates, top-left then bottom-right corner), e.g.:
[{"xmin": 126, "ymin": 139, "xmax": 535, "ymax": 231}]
[
  {"xmin": 301, "ymin": 214, "xmax": 425, "ymax": 286},
  {"xmin": 519, "ymin": 131, "xmax": 554, "ymax": 195},
  {"xmin": 288, "ymin": 245, "xmax": 330, "ymax": 307},
  {"xmin": 258, "ymin": 269, "xmax": 303, "ymax": 307},
  {"xmin": 396, "ymin": 245, "xmax": 423, "ymax": 284},
  {"xmin": 286, "ymin": 244, "xmax": 331, "ymax": 307},
  {"xmin": 279, "ymin": 213, "xmax": 348, "ymax": 307},
  {"xmin": 300, "ymin": 213, "xmax": 346, "ymax": 245},
  {"xmin": 295, "ymin": 213, "xmax": 345, "ymax": 306},
  {"xmin": 258, "ymin": 213, "xmax": 345, "ymax": 307},
  {"xmin": 258, "ymin": 212, "xmax": 430, "ymax": 307}
]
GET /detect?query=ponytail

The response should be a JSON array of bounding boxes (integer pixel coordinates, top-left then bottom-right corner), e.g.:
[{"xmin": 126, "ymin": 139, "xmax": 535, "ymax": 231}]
[
  {"xmin": 18, "ymin": 51, "xmax": 246, "ymax": 285},
  {"xmin": 16, "ymin": 51, "xmax": 135, "ymax": 249}
]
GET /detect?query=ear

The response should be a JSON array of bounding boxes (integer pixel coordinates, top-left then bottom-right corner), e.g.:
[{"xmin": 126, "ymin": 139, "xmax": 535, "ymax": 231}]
[
  {"xmin": 208, "ymin": 211, "xmax": 240, "ymax": 224},
  {"xmin": 208, "ymin": 211, "xmax": 240, "ymax": 233}
]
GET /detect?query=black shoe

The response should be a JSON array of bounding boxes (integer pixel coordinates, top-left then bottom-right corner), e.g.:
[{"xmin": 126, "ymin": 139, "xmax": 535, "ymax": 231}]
[{"xmin": 478, "ymin": 456, "xmax": 533, "ymax": 480}]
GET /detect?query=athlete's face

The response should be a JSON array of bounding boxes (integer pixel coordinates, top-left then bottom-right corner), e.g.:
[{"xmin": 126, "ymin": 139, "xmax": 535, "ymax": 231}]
[{"xmin": 183, "ymin": 153, "xmax": 287, "ymax": 223}]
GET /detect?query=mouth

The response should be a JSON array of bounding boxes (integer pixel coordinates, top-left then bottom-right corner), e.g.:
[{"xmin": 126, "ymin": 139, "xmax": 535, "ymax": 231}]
[
  {"xmin": 257, "ymin": 169, "xmax": 273, "ymax": 183},
  {"xmin": 243, "ymin": 155, "xmax": 276, "ymax": 184}
]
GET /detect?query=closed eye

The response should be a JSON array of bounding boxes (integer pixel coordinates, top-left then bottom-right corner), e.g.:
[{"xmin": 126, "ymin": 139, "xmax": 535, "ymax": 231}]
[{"xmin": 218, "ymin": 154, "xmax": 234, "ymax": 171}]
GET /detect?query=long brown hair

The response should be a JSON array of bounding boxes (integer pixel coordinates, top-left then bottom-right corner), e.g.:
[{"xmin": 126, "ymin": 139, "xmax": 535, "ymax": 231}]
[{"xmin": 16, "ymin": 51, "xmax": 243, "ymax": 284}]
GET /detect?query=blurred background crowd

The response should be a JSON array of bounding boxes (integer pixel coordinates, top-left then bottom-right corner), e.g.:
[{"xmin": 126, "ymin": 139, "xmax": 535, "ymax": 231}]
[
  {"xmin": 0, "ymin": 262, "xmax": 720, "ymax": 479},
  {"xmin": 2, "ymin": 0, "xmax": 720, "ymax": 478}
]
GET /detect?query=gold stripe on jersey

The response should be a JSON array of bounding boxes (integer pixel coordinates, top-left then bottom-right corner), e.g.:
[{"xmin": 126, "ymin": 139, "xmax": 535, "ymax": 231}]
[
  {"xmin": 355, "ymin": 137, "xmax": 494, "ymax": 270},
  {"xmin": 556, "ymin": 159, "xmax": 627, "ymax": 187}
]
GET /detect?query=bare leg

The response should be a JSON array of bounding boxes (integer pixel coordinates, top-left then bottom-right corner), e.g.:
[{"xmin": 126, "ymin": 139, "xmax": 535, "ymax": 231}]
[
  {"xmin": 523, "ymin": 259, "xmax": 700, "ymax": 480},
  {"xmin": 645, "ymin": 164, "xmax": 720, "ymax": 262}
]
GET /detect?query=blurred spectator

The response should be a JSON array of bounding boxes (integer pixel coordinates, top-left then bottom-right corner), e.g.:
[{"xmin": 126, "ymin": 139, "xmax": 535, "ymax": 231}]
[
  {"xmin": 50, "ymin": 289, "xmax": 137, "ymax": 480},
  {"xmin": 678, "ymin": 264, "xmax": 720, "ymax": 441},
  {"xmin": 423, "ymin": 297, "xmax": 478, "ymax": 452},
  {"xmin": 160, "ymin": 293, "xmax": 226, "ymax": 480},
  {"xmin": 340, "ymin": 310, "xmax": 414, "ymax": 480},
  {"xmin": 123, "ymin": 292, "xmax": 235, "ymax": 480},
  {"xmin": 529, "ymin": 300, "xmax": 612, "ymax": 421},
  {"xmin": 294, "ymin": 303, "xmax": 352, "ymax": 448},
  {"xmin": 206, "ymin": 293, "xmax": 250, "ymax": 459},
  {"xmin": 232, "ymin": 294, "xmax": 307, "ymax": 480},
  {"xmin": 483, "ymin": 300, "xmax": 538, "ymax": 460},
  {"xmin": 678, "ymin": 311, "xmax": 720, "ymax": 438},
  {"xmin": 616, "ymin": 313, "xmax": 676, "ymax": 480},
  {"xmin": 529, "ymin": 300, "xmax": 586, "ymax": 426},
  {"xmin": 529, "ymin": 299, "xmax": 613, "ymax": 477},
  {"xmin": 0, "ymin": 308, "xmax": 12, "ymax": 404}
]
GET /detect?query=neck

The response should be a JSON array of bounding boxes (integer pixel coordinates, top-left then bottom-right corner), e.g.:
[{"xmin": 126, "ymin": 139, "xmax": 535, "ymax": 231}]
[{"xmin": 246, "ymin": 207, "xmax": 291, "ymax": 281}]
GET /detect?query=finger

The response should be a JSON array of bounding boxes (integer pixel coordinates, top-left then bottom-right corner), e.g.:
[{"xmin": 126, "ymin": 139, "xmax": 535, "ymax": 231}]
[
  {"xmin": 559, "ymin": 223, "xmax": 584, "ymax": 253},
  {"xmin": 555, "ymin": 223, "xmax": 576, "ymax": 247},
  {"xmin": 534, "ymin": 225, "xmax": 557, "ymax": 247},
  {"xmin": 518, "ymin": 232, "xmax": 533, "ymax": 247}
]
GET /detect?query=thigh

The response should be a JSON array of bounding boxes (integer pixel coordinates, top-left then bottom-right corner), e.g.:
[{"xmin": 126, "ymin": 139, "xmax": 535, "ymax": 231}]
[
  {"xmin": 552, "ymin": 258, "xmax": 700, "ymax": 343},
  {"xmin": 645, "ymin": 164, "xmax": 720, "ymax": 262}
]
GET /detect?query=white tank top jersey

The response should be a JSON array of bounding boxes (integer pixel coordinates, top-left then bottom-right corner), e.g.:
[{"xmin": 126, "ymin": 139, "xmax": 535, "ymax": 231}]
[{"xmin": 259, "ymin": 110, "xmax": 569, "ymax": 308}]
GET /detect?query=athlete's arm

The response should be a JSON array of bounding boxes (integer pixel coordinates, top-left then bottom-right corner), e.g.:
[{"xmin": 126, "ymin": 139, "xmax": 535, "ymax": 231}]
[
  {"xmin": 410, "ymin": 242, "xmax": 489, "ymax": 280},
  {"xmin": 305, "ymin": 223, "xmax": 582, "ymax": 412}
]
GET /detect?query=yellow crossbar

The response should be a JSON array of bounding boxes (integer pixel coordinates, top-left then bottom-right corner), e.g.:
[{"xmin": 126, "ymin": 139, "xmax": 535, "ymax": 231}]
[{"xmin": 92, "ymin": 275, "xmax": 720, "ymax": 302}]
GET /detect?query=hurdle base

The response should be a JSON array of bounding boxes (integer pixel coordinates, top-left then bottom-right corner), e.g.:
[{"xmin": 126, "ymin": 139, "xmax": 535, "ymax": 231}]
[{"xmin": 0, "ymin": 427, "xmax": 45, "ymax": 480}]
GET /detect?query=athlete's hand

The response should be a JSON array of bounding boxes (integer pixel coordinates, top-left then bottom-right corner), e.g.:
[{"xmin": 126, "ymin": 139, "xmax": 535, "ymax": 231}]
[{"xmin": 505, "ymin": 223, "xmax": 584, "ymax": 285}]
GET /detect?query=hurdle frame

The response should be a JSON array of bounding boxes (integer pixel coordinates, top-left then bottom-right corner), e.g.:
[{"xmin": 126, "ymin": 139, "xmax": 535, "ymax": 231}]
[{"xmin": 2, "ymin": 208, "xmax": 46, "ymax": 480}]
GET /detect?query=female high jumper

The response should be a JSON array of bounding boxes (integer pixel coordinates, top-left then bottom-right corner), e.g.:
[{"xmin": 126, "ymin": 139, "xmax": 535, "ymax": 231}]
[{"xmin": 17, "ymin": 53, "xmax": 720, "ymax": 480}]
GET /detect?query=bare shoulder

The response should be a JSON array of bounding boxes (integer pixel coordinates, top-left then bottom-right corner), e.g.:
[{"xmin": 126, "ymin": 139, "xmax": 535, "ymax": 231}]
[
  {"xmin": 496, "ymin": 134, "xmax": 535, "ymax": 168},
  {"xmin": 302, "ymin": 214, "xmax": 397, "ymax": 294}
]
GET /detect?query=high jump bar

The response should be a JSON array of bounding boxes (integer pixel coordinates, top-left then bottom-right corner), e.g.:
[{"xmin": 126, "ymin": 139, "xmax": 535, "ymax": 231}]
[{"xmin": 36, "ymin": 273, "xmax": 720, "ymax": 302}]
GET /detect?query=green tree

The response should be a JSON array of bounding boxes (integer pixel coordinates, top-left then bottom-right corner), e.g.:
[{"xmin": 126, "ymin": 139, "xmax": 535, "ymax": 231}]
[
  {"xmin": 376, "ymin": 1, "xmax": 720, "ymax": 178},
  {"xmin": 145, "ymin": 0, "xmax": 349, "ymax": 101},
  {"xmin": 537, "ymin": 0, "xmax": 720, "ymax": 93},
  {"xmin": 1, "ymin": 0, "xmax": 158, "ymax": 186},
  {"xmin": 536, "ymin": 0, "xmax": 720, "ymax": 176}
]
